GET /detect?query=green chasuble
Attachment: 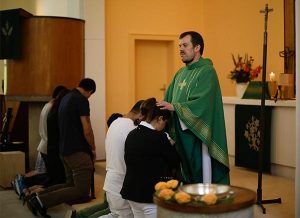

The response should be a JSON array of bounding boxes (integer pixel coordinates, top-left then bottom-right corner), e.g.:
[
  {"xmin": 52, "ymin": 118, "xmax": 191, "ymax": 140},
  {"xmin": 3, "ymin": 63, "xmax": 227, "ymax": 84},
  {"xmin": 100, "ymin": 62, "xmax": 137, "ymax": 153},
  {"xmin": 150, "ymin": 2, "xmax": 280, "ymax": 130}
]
[{"xmin": 164, "ymin": 57, "xmax": 230, "ymax": 184}]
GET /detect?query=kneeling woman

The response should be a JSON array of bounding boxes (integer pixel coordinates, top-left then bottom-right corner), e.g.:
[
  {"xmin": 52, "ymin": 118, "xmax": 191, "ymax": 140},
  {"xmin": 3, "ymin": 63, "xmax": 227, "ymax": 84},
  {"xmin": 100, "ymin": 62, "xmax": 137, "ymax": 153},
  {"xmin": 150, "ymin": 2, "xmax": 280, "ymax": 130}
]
[{"xmin": 121, "ymin": 97, "xmax": 180, "ymax": 218}]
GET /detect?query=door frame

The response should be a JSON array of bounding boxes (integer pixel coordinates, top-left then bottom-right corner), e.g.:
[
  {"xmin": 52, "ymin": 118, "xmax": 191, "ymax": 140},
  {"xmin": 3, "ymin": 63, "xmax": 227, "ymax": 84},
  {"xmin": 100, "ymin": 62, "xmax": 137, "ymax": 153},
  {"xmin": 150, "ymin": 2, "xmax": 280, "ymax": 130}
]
[{"xmin": 129, "ymin": 34, "xmax": 179, "ymax": 104}]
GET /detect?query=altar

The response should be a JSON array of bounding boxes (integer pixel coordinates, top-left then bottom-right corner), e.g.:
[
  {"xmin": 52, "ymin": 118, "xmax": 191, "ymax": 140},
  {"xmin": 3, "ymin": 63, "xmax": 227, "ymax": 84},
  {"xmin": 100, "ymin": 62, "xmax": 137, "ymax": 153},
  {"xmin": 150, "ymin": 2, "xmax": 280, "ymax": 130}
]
[{"xmin": 223, "ymin": 96, "xmax": 296, "ymax": 179}]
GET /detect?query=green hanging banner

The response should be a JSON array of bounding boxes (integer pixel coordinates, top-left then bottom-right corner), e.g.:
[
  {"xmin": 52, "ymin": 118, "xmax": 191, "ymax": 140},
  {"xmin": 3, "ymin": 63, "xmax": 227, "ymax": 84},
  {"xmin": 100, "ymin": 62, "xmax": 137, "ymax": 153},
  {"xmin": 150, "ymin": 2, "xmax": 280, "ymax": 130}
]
[{"xmin": 235, "ymin": 105, "xmax": 272, "ymax": 173}]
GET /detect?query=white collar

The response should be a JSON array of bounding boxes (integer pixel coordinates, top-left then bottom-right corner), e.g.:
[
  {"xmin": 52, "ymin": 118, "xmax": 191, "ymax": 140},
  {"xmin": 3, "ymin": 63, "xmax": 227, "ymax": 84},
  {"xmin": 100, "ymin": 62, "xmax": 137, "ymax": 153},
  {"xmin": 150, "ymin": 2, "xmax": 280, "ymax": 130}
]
[
  {"xmin": 140, "ymin": 121, "xmax": 171, "ymax": 140},
  {"xmin": 140, "ymin": 121, "xmax": 155, "ymax": 130}
]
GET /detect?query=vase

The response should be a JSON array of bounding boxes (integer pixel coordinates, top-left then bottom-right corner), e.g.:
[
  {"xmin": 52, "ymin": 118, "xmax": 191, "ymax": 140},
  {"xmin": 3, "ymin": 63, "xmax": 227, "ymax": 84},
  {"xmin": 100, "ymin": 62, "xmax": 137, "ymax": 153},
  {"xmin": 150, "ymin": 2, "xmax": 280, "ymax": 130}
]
[{"xmin": 236, "ymin": 82, "xmax": 248, "ymax": 98}]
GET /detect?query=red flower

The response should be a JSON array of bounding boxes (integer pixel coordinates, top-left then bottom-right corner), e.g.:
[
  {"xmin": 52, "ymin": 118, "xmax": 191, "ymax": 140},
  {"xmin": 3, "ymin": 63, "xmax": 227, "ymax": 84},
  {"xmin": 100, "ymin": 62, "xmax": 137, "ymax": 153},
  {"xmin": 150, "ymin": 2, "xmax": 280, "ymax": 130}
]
[{"xmin": 229, "ymin": 54, "xmax": 261, "ymax": 83}]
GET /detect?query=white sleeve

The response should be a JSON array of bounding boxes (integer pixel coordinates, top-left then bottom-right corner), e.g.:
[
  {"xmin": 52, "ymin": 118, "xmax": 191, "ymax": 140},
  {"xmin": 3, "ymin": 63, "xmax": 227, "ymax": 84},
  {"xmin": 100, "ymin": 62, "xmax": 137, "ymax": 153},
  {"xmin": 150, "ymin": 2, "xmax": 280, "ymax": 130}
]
[
  {"xmin": 179, "ymin": 118, "xmax": 188, "ymax": 131},
  {"xmin": 202, "ymin": 143, "xmax": 212, "ymax": 183}
]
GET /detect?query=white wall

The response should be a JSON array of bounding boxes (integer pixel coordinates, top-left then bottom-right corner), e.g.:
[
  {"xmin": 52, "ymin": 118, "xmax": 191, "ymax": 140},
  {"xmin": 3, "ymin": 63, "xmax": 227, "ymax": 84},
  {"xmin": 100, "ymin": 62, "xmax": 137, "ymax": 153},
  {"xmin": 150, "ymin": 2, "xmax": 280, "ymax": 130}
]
[
  {"xmin": 83, "ymin": 0, "xmax": 106, "ymax": 160},
  {"xmin": 295, "ymin": 0, "xmax": 299, "ymax": 217},
  {"xmin": 35, "ymin": 0, "xmax": 83, "ymax": 18}
]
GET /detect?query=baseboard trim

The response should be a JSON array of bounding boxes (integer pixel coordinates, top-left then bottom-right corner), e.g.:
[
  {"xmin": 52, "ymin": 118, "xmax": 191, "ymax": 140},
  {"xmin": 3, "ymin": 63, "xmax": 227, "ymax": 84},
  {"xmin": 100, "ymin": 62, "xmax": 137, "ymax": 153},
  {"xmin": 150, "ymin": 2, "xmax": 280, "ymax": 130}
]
[{"xmin": 229, "ymin": 155, "xmax": 295, "ymax": 180}]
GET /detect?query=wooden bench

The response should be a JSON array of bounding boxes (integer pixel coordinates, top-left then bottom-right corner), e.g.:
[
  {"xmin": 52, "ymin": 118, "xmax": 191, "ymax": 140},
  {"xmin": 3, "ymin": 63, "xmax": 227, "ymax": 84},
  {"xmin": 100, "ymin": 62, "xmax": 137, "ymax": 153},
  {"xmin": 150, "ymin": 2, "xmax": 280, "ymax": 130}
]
[{"xmin": 0, "ymin": 151, "xmax": 25, "ymax": 188}]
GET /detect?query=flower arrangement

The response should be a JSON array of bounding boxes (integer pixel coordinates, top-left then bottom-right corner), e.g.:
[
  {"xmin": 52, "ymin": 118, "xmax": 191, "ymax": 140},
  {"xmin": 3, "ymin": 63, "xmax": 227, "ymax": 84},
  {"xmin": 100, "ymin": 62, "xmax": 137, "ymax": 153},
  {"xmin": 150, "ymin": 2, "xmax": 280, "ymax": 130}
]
[
  {"xmin": 229, "ymin": 54, "xmax": 262, "ymax": 83},
  {"xmin": 154, "ymin": 179, "xmax": 226, "ymax": 206}
]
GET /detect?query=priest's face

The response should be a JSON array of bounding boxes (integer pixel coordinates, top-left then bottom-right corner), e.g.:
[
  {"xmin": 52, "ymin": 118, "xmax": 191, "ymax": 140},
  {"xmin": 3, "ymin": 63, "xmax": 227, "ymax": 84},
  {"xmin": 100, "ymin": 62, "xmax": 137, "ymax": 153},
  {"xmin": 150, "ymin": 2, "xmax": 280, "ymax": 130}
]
[{"xmin": 179, "ymin": 35, "xmax": 200, "ymax": 65}]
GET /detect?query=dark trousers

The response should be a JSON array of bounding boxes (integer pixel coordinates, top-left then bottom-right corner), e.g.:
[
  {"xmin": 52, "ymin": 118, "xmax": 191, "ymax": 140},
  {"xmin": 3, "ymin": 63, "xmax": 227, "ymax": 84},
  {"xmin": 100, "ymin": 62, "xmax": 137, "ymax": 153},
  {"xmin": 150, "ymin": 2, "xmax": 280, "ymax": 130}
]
[
  {"xmin": 38, "ymin": 152, "xmax": 93, "ymax": 208},
  {"xmin": 44, "ymin": 152, "xmax": 66, "ymax": 187}
]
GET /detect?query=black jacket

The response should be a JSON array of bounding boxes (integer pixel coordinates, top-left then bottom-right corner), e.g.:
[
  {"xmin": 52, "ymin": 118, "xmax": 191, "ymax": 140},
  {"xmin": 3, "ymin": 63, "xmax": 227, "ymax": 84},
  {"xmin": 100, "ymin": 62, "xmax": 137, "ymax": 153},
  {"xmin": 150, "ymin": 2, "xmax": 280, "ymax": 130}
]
[{"xmin": 121, "ymin": 125, "xmax": 180, "ymax": 203}]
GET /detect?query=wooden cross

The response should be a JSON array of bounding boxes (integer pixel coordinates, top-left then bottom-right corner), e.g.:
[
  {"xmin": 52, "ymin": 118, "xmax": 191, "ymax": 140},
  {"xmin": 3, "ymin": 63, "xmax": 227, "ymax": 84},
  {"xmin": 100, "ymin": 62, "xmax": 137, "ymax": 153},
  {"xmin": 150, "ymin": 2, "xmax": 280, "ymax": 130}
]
[
  {"xmin": 260, "ymin": 4, "xmax": 273, "ymax": 32},
  {"xmin": 279, "ymin": 47, "xmax": 295, "ymax": 71}
]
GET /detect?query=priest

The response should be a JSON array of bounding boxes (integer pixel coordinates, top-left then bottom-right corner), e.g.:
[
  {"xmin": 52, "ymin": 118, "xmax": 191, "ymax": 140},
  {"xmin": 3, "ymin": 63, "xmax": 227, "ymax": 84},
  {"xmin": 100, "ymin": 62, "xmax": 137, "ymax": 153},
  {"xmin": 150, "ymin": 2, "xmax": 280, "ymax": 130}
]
[{"xmin": 157, "ymin": 31, "xmax": 230, "ymax": 184}]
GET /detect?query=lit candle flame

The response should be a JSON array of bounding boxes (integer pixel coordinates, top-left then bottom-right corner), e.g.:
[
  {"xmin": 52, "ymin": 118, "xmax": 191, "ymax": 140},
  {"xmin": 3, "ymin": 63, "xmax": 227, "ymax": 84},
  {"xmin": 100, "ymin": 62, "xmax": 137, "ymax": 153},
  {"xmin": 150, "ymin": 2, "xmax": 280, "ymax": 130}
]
[{"xmin": 269, "ymin": 72, "xmax": 275, "ymax": 81}]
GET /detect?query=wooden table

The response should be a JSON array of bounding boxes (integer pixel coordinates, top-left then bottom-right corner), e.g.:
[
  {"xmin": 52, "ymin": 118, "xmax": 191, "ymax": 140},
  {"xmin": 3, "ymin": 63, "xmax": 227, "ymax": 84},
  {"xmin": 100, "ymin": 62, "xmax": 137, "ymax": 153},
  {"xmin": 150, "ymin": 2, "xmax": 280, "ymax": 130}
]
[{"xmin": 154, "ymin": 186, "xmax": 256, "ymax": 218}]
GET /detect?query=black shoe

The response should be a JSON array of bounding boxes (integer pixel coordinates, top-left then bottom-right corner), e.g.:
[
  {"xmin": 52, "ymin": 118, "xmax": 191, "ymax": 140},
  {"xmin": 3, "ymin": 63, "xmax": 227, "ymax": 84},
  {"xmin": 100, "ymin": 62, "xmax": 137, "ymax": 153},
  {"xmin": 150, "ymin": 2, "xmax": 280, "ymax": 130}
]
[
  {"xmin": 19, "ymin": 193, "xmax": 24, "ymax": 200},
  {"xmin": 28, "ymin": 196, "xmax": 51, "ymax": 218},
  {"xmin": 26, "ymin": 199, "xmax": 37, "ymax": 216},
  {"xmin": 23, "ymin": 192, "xmax": 37, "ymax": 206},
  {"xmin": 66, "ymin": 210, "xmax": 77, "ymax": 218}
]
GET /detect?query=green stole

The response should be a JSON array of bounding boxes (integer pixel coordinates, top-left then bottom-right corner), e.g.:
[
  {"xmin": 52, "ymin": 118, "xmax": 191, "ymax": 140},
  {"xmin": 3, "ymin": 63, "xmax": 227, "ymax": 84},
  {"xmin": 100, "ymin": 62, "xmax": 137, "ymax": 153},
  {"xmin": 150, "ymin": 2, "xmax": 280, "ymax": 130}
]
[{"xmin": 165, "ymin": 58, "xmax": 230, "ymax": 184}]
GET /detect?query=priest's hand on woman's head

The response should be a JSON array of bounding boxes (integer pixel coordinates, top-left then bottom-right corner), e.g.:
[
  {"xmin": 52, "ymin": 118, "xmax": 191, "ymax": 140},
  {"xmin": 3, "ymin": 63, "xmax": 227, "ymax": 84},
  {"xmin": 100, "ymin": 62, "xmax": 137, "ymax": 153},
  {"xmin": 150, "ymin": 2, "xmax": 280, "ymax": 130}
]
[{"xmin": 156, "ymin": 101, "xmax": 174, "ymax": 111}]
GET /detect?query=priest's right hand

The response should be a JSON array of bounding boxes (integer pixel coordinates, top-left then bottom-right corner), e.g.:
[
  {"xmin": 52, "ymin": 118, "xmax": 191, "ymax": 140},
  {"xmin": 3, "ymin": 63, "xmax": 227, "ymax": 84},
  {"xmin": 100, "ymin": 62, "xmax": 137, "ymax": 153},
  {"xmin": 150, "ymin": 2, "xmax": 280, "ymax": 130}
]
[{"xmin": 156, "ymin": 101, "xmax": 174, "ymax": 111}]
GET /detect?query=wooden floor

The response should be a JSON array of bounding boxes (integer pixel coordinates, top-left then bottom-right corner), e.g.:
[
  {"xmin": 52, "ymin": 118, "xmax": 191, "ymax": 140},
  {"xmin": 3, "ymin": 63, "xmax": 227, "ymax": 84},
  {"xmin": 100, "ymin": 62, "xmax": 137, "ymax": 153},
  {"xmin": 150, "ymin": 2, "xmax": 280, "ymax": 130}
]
[{"xmin": 0, "ymin": 161, "xmax": 295, "ymax": 218}]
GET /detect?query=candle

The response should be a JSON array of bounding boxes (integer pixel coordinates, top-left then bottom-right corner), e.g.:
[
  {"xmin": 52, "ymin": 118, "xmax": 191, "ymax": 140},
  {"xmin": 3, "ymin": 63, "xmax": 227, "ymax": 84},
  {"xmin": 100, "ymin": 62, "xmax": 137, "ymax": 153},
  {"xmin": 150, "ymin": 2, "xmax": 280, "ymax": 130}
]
[{"xmin": 269, "ymin": 72, "xmax": 275, "ymax": 81}]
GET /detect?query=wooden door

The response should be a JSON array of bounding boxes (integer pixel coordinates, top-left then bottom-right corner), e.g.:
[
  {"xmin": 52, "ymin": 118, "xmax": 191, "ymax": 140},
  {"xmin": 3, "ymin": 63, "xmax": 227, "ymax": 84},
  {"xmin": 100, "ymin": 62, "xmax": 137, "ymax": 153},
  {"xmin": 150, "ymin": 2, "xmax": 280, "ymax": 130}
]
[{"xmin": 135, "ymin": 40, "xmax": 173, "ymax": 101}]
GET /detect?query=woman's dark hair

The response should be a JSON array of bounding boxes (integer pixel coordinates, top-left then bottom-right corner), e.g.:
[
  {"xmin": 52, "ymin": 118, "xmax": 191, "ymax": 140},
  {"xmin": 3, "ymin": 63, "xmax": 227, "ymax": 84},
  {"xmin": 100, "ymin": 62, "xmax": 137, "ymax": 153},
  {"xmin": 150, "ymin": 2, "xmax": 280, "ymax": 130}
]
[
  {"xmin": 50, "ymin": 88, "xmax": 69, "ymax": 112},
  {"xmin": 141, "ymin": 98, "xmax": 171, "ymax": 123},
  {"xmin": 179, "ymin": 31, "xmax": 204, "ymax": 55},
  {"xmin": 52, "ymin": 85, "xmax": 66, "ymax": 98},
  {"xmin": 130, "ymin": 100, "xmax": 144, "ymax": 113}
]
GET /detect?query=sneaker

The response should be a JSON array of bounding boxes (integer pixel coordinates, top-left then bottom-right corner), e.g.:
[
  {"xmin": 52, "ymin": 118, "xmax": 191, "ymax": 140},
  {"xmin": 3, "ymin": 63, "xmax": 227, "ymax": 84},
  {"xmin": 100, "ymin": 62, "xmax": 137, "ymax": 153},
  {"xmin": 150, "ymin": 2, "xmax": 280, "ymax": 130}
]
[
  {"xmin": 18, "ymin": 175, "xmax": 25, "ymax": 190},
  {"xmin": 11, "ymin": 180, "xmax": 18, "ymax": 195},
  {"xmin": 14, "ymin": 178, "xmax": 21, "ymax": 196}
]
